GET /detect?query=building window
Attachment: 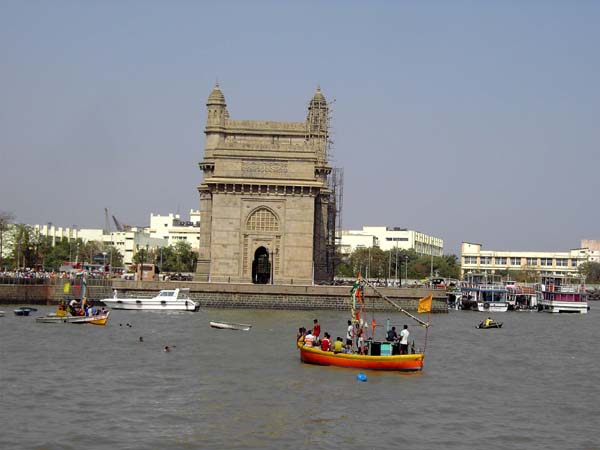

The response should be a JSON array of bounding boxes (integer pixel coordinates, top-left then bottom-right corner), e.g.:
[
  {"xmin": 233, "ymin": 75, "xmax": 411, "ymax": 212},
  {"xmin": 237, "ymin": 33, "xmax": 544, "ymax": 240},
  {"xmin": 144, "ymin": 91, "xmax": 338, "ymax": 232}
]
[
  {"xmin": 510, "ymin": 257, "xmax": 521, "ymax": 266},
  {"xmin": 463, "ymin": 256, "xmax": 477, "ymax": 264},
  {"xmin": 571, "ymin": 260, "xmax": 578, "ymax": 267},
  {"xmin": 246, "ymin": 207, "xmax": 279, "ymax": 232},
  {"xmin": 480, "ymin": 257, "xmax": 491, "ymax": 265},
  {"xmin": 495, "ymin": 257, "xmax": 507, "ymax": 265},
  {"xmin": 526, "ymin": 258, "xmax": 538, "ymax": 266},
  {"xmin": 540, "ymin": 258, "xmax": 553, "ymax": 266},
  {"xmin": 556, "ymin": 259, "xmax": 568, "ymax": 267}
]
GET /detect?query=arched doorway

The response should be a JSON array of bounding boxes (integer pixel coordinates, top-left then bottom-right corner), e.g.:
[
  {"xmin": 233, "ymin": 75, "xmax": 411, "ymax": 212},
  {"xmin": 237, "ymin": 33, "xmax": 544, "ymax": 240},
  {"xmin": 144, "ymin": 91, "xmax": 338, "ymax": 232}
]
[{"xmin": 252, "ymin": 246, "xmax": 271, "ymax": 284}]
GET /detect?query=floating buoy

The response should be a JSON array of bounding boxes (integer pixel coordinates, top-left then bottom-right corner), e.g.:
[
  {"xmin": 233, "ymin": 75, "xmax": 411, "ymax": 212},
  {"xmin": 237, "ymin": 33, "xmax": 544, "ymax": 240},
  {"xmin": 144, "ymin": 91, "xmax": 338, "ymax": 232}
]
[{"xmin": 356, "ymin": 373, "xmax": 368, "ymax": 382}]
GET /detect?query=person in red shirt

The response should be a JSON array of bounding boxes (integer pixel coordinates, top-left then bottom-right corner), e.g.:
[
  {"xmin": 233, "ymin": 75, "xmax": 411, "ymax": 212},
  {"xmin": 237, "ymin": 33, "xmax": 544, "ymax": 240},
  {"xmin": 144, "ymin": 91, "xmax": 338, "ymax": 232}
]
[
  {"xmin": 313, "ymin": 319, "xmax": 321, "ymax": 345},
  {"xmin": 320, "ymin": 332, "xmax": 331, "ymax": 351}
]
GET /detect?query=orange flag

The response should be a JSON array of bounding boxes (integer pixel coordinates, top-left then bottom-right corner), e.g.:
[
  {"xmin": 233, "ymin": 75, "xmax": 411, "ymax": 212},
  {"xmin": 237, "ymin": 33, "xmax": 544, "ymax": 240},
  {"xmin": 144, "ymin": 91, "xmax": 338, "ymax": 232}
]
[{"xmin": 418, "ymin": 294, "xmax": 433, "ymax": 313}]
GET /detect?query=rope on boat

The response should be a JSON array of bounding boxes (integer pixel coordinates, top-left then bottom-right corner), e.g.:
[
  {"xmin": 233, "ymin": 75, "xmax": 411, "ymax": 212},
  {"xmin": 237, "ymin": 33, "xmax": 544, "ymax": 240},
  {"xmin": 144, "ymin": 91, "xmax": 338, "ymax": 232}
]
[{"xmin": 360, "ymin": 277, "xmax": 430, "ymax": 328}]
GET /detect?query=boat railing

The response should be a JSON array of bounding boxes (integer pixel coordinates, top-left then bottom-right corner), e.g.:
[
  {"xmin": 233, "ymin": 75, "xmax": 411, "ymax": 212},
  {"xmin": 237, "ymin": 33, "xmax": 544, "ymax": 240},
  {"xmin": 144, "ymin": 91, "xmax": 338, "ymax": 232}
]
[{"xmin": 538, "ymin": 284, "xmax": 584, "ymax": 293}]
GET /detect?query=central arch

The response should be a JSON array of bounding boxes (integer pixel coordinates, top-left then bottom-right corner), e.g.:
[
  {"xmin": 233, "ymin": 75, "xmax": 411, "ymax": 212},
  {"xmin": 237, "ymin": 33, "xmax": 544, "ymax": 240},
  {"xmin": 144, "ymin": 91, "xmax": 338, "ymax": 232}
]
[{"xmin": 252, "ymin": 246, "xmax": 271, "ymax": 284}]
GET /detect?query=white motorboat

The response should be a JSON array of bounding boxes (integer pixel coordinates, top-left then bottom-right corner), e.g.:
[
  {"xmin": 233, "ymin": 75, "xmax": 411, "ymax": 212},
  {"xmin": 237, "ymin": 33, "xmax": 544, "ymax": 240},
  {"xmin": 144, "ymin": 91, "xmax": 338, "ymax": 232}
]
[
  {"xmin": 209, "ymin": 321, "xmax": 252, "ymax": 331},
  {"xmin": 101, "ymin": 288, "xmax": 200, "ymax": 311}
]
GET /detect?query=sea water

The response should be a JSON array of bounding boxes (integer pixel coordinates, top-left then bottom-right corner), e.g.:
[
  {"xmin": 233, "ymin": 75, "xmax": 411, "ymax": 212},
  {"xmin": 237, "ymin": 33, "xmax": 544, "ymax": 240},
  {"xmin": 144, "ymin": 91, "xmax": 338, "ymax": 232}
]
[{"xmin": 1, "ymin": 305, "xmax": 598, "ymax": 450}]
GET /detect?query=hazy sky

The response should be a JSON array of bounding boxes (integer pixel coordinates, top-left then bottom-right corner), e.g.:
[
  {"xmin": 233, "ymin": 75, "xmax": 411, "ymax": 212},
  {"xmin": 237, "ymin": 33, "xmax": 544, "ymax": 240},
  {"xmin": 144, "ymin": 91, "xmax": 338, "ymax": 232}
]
[{"xmin": 1, "ymin": 1, "xmax": 599, "ymax": 255}]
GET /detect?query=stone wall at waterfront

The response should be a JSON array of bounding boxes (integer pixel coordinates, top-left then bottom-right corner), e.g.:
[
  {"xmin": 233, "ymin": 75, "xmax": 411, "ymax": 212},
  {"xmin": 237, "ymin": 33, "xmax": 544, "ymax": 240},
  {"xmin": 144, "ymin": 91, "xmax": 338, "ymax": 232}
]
[
  {"xmin": 0, "ymin": 280, "xmax": 447, "ymax": 312},
  {"xmin": 110, "ymin": 280, "xmax": 448, "ymax": 312}
]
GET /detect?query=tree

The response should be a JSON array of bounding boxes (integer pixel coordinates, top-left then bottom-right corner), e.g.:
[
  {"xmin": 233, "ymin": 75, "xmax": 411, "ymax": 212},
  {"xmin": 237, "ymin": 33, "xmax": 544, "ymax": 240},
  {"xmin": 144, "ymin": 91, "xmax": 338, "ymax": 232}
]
[
  {"xmin": 0, "ymin": 211, "xmax": 15, "ymax": 270},
  {"xmin": 578, "ymin": 261, "xmax": 600, "ymax": 283}
]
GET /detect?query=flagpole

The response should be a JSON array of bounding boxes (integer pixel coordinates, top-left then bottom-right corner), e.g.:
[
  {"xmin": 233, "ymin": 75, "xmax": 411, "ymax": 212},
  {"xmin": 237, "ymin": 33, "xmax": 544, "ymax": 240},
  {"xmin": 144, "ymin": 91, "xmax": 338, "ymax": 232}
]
[{"xmin": 360, "ymin": 277, "xmax": 430, "ymax": 328}]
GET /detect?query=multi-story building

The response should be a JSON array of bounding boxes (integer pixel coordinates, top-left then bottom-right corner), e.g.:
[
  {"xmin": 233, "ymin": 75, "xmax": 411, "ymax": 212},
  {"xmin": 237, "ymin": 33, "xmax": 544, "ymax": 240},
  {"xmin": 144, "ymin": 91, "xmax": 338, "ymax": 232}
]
[
  {"xmin": 30, "ymin": 210, "xmax": 202, "ymax": 267},
  {"xmin": 338, "ymin": 226, "xmax": 444, "ymax": 256},
  {"xmin": 34, "ymin": 223, "xmax": 167, "ymax": 267},
  {"xmin": 147, "ymin": 210, "xmax": 201, "ymax": 251},
  {"xmin": 460, "ymin": 242, "xmax": 589, "ymax": 279}
]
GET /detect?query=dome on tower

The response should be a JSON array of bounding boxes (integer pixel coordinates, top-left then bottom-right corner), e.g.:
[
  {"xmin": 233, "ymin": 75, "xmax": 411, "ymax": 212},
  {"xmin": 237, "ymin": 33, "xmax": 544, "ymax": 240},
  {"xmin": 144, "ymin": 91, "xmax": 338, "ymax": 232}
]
[
  {"xmin": 309, "ymin": 87, "xmax": 327, "ymax": 106},
  {"xmin": 207, "ymin": 83, "xmax": 226, "ymax": 106}
]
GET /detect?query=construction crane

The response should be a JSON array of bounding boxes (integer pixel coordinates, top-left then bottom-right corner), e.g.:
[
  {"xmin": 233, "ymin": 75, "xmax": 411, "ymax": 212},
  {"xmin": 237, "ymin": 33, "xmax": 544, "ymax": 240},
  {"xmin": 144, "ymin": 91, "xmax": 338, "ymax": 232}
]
[{"xmin": 112, "ymin": 215, "xmax": 131, "ymax": 232}]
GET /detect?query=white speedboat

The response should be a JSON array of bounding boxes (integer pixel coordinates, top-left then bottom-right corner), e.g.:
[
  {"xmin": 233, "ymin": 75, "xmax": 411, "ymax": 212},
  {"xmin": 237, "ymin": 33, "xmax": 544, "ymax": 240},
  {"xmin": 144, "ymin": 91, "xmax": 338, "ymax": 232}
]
[{"xmin": 101, "ymin": 288, "xmax": 200, "ymax": 311}]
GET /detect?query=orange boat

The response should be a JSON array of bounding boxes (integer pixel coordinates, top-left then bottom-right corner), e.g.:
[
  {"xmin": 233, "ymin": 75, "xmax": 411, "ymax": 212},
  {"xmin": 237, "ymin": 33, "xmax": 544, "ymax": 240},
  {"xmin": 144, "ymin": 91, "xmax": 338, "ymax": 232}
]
[
  {"xmin": 297, "ymin": 276, "xmax": 432, "ymax": 372},
  {"xmin": 298, "ymin": 342, "xmax": 424, "ymax": 371}
]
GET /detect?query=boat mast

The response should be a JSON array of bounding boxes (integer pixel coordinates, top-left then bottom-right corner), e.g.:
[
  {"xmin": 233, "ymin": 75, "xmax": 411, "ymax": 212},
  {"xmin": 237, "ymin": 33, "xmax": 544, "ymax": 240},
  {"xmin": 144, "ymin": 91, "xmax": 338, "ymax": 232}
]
[{"xmin": 360, "ymin": 277, "xmax": 430, "ymax": 328}]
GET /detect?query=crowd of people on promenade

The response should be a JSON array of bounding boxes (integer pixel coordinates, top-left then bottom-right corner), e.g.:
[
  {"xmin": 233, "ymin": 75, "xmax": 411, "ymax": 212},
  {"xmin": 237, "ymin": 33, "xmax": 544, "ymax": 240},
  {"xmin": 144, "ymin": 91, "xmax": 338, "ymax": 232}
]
[
  {"xmin": 297, "ymin": 318, "xmax": 414, "ymax": 356},
  {"xmin": 0, "ymin": 269, "xmax": 111, "ymax": 281}
]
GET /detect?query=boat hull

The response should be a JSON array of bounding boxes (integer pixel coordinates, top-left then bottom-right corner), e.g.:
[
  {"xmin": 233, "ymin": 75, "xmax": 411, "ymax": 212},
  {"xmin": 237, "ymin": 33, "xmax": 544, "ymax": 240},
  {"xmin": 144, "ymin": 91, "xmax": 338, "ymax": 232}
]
[
  {"xmin": 35, "ymin": 312, "xmax": 110, "ymax": 325},
  {"xmin": 477, "ymin": 302, "xmax": 509, "ymax": 312},
  {"xmin": 477, "ymin": 322, "xmax": 503, "ymax": 329},
  {"xmin": 209, "ymin": 321, "xmax": 251, "ymax": 331},
  {"xmin": 298, "ymin": 343, "xmax": 424, "ymax": 372},
  {"xmin": 539, "ymin": 301, "xmax": 588, "ymax": 314},
  {"xmin": 102, "ymin": 299, "xmax": 199, "ymax": 311}
]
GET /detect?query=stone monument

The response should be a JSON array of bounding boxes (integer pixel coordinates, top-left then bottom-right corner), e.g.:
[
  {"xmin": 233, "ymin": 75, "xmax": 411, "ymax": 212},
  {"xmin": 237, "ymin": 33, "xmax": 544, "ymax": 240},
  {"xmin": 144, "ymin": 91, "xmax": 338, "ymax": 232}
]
[{"xmin": 194, "ymin": 84, "xmax": 336, "ymax": 284}]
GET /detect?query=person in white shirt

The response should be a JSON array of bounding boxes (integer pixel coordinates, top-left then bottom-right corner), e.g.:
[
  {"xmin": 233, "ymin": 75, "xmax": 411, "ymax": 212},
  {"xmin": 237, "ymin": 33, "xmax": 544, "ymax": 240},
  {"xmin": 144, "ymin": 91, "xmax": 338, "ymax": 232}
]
[{"xmin": 399, "ymin": 324, "xmax": 410, "ymax": 354}]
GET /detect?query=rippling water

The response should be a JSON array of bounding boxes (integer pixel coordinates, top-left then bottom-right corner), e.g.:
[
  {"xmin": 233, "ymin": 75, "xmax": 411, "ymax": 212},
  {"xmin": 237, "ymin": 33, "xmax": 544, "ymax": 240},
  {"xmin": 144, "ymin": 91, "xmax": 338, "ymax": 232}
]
[{"xmin": 1, "ymin": 305, "xmax": 599, "ymax": 450}]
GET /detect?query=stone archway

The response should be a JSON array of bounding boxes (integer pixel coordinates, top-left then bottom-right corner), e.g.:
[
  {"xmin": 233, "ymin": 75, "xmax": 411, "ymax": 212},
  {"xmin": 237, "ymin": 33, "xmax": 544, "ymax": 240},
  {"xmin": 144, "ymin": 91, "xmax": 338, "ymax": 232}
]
[{"xmin": 252, "ymin": 246, "xmax": 271, "ymax": 284}]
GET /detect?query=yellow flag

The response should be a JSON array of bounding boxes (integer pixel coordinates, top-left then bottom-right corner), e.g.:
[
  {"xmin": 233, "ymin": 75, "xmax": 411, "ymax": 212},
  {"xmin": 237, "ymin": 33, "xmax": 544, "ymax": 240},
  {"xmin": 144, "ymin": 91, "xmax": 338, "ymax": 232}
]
[
  {"xmin": 418, "ymin": 294, "xmax": 432, "ymax": 313},
  {"xmin": 63, "ymin": 282, "xmax": 70, "ymax": 294}
]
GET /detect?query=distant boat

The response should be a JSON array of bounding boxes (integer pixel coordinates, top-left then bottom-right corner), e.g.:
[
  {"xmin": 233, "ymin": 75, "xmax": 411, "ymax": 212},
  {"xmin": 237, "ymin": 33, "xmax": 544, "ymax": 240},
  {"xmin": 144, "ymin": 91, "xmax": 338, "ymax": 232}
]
[
  {"xmin": 210, "ymin": 321, "xmax": 252, "ymax": 331},
  {"xmin": 101, "ymin": 288, "xmax": 200, "ymax": 311},
  {"xmin": 477, "ymin": 321, "xmax": 503, "ymax": 329},
  {"xmin": 14, "ymin": 307, "xmax": 37, "ymax": 316},
  {"xmin": 0, "ymin": 311, "xmax": 5, "ymax": 317},
  {"xmin": 461, "ymin": 284, "xmax": 509, "ymax": 312},
  {"xmin": 36, "ymin": 311, "xmax": 110, "ymax": 326},
  {"xmin": 537, "ymin": 277, "xmax": 588, "ymax": 314}
]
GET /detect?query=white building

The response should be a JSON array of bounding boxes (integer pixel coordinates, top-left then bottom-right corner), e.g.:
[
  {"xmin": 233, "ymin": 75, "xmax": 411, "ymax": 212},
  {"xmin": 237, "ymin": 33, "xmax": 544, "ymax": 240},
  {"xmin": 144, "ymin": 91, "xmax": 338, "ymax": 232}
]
[
  {"xmin": 338, "ymin": 226, "xmax": 444, "ymax": 256},
  {"xmin": 31, "ymin": 210, "xmax": 201, "ymax": 267},
  {"xmin": 147, "ymin": 210, "xmax": 200, "ymax": 251},
  {"xmin": 460, "ymin": 241, "xmax": 589, "ymax": 279},
  {"xmin": 34, "ymin": 223, "xmax": 167, "ymax": 267}
]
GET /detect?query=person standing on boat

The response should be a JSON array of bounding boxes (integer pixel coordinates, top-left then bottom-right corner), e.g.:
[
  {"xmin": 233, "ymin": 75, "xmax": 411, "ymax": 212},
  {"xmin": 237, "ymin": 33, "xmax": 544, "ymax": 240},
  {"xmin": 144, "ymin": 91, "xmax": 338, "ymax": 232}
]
[
  {"xmin": 346, "ymin": 320, "xmax": 354, "ymax": 348},
  {"xmin": 356, "ymin": 327, "xmax": 365, "ymax": 354},
  {"xmin": 399, "ymin": 325, "xmax": 410, "ymax": 354},
  {"xmin": 484, "ymin": 317, "xmax": 493, "ymax": 327},
  {"xmin": 313, "ymin": 319, "xmax": 321, "ymax": 345}
]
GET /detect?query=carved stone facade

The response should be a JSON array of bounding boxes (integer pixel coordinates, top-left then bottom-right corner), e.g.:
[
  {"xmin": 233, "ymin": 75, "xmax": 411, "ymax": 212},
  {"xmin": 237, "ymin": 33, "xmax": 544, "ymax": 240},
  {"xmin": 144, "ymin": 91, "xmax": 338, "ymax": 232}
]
[{"xmin": 194, "ymin": 85, "xmax": 335, "ymax": 285}]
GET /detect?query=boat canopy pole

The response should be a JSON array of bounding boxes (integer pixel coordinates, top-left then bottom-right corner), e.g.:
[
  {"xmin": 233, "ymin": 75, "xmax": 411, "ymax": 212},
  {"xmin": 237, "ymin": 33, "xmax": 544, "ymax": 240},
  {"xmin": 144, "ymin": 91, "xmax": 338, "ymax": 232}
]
[{"xmin": 360, "ymin": 277, "xmax": 430, "ymax": 328}]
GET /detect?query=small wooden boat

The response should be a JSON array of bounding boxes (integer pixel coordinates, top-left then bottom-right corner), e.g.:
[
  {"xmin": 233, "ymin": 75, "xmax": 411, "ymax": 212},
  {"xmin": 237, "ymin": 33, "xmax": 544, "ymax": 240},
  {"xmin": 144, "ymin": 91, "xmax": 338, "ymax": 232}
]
[
  {"xmin": 36, "ymin": 311, "xmax": 110, "ymax": 325},
  {"xmin": 0, "ymin": 311, "xmax": 5, "ymax": 317},
  {"xmin": 477, "ymin": 321, "xmax": 503, "ymax": 329},
  {"xmin": 14, "ymin": 307, "xmax": 37, "ymax": 316},
  {"xmin": 209, "ymin": 321, "xmax": 252, "ymax": 331},
  {"xmin": 297, "ymin": 342, "xmax": 424, "ymax": 372}
]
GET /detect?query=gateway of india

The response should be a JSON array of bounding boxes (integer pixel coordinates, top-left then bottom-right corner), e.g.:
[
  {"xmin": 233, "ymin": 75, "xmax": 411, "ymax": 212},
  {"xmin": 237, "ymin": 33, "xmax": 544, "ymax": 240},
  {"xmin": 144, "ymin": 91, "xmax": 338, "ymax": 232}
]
[{"xmin": 194, "ymin": 84, "xmax": 339, "ymax": 285}]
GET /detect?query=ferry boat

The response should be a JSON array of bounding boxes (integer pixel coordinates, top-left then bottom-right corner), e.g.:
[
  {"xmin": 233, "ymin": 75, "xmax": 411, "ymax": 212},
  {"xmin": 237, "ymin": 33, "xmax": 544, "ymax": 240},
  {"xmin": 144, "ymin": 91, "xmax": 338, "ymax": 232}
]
[
  {"xmin": 460, "ymin": 284, "xmax": 509, "ymax": 312},
  {"xmin": 101, "ymin": 288, "xmax": 200, "ymax": 311},
  {"xmin": 536, "ymin": 278, "xmax": 588, "ymax": 314},
  {"xmin": 506, "ymin": 283, "xmax": 537, "ymax": 310}
]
